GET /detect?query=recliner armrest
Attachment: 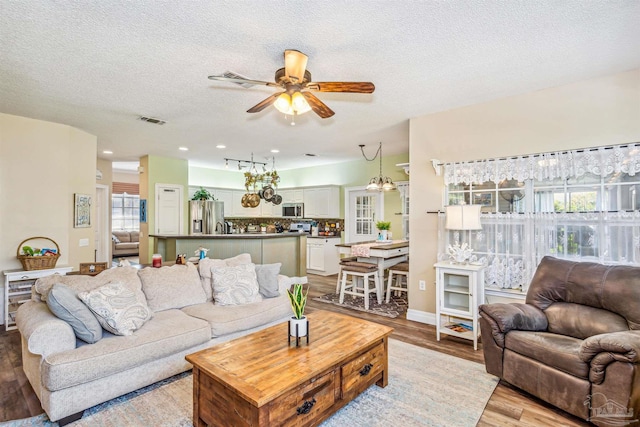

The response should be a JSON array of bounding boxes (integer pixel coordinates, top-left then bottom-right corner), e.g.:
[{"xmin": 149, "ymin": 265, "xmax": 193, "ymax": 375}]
[
  {"xmin": 579, "ymin": 330, "xmax": 640, "ymax": 384},
  {"xmin": 479, "ymin": 303, "xmax": 548, "ymax": 348}
]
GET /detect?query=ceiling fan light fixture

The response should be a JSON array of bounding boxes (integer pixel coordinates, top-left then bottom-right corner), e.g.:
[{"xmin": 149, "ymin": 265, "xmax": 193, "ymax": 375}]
[
  {"xmin": 291, "ymin": 91, "xmax": 311, "ymax": 114},
  {"xmin": 274, "ymin": 93, "xmax": 292, "ymax": 114}
]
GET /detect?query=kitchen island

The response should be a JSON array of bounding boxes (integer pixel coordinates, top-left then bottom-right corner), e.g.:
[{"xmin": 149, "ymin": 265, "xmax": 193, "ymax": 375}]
[{"xmin": 150, "ymin": 233, "xmax": 307, "ymax": 277}]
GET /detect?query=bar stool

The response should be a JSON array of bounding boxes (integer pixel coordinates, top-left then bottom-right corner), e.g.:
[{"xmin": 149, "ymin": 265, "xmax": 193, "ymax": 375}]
[
  {"xmin": 386, "ymin": 262, "xmax": 409, "ymax": 303},
  {"xmin": 339, "ymin": 263, "xmax": 379, "ymax": 310},
  {"xmin": 336, "ymin": 256, "xmax": 358, "ymax": 293}
]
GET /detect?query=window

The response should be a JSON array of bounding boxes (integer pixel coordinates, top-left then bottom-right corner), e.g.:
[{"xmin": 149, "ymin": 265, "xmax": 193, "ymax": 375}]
[
  {"xmin": 440, "ymin": 144, "xmax": 640, "ymax": 292},
  {"xmin": 112, "ymin": 193, "xmax": 140, "ymax": 231}
]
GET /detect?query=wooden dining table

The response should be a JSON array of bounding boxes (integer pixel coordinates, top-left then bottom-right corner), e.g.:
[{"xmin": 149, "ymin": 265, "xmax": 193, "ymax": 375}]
[{"xmin": 335, "ymin": 240, "xmax": 409, "ymax": 304}]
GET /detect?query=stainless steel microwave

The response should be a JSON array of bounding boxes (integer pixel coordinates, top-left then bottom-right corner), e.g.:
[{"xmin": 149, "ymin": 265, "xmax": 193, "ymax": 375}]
[{"xmin": 282, "ymin": 203, "xmax": 304, "ymax": 218}]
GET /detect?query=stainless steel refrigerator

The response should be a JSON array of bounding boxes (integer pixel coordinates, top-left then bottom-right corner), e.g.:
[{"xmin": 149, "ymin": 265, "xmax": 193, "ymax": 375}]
[{"xmin": 189, "ymin": 200, "xmax": 224, "ymax": 234}]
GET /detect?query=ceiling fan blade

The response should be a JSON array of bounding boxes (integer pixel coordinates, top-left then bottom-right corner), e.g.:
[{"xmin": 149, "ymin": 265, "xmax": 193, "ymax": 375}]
[
  {"xmin": 284, "ymin": 50, "xmax": 308, "ymax": 83},
  {"xmin": 301, "ymin": 92, "xmax": 335, "ymax": 119},
  {"xmin": 306, "ymin": 82, "xmax": 375, "ymax": 93},
  {"xmin": 247, "ymin": 93, "xmax": 282, "ymax": 113},
  {"xmin": 208, "ymin": 74, "xmax": 279, "ymax": 88}
]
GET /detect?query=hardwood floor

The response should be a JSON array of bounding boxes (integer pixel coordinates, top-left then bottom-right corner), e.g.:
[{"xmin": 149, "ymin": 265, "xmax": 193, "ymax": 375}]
[{"xmin": 0, "ymin": 273, "xmax": 591, "ymax": 426}]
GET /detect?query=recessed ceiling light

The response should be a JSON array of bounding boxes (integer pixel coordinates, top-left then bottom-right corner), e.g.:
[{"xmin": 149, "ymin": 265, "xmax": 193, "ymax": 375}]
[
  {"xmin": 270, "ymin": 149, "xmax": 280, "ymax": 153},
  {"xmin": 305, "ymin": 153, "xmax": 317, "ymax": 157},
  {"xmin": 179, "ymin": 147, "xmax": 188, "ymax": 151},
  {"xmin": 103, "ymin": 150, "xmax": 113, "ymax": 154},
  {"xmin": 216, "ymin": 144, "xmax": 226, "ymax": 149}
]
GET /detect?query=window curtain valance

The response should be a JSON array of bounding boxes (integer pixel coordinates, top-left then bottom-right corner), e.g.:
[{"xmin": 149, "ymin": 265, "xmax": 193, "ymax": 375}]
[{"xmin": 443, "ymin": 143, "xmax": 640, "ymax": 185}]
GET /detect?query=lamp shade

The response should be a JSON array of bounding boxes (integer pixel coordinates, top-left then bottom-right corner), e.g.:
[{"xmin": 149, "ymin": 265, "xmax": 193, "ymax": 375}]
[{"xmin": 445, "ymin": 204, "xmax": 482, "ymax": 230}]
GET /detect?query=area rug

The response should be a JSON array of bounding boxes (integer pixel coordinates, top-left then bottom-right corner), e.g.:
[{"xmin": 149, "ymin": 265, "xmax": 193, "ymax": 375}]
[
  {"xmin": 2, "ymin": 339, "xmax": 498, "ymax": 427},
  {"xmin": 313, "ymin": 292, "xmax": 408, "ymax": 318}
]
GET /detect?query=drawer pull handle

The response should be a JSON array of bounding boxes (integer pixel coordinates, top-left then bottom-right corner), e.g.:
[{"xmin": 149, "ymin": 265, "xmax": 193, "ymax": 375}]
[
  {"xmin": 296, "ymin": 398, "xmax": 316, "ymax": 415},
  {"xmin": 359, "ymin": 363, "xmax": 373, "ymax": 376}
]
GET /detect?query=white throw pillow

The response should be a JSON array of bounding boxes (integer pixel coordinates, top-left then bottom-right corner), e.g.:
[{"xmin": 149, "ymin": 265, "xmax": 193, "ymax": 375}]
[
  {"xmin": 138, "ymin": 263, "xmax": 206, "ymax": 312},
  {"xmin": 78, "ymin": 282, "xmax": 152, "ymax": 336},
  {"xmin": 198, "ymin": 253, "xmax": 253, "ymax": 301},
  {"xmin": 211, "ymin": 263, "xmax": 262, "ymax": 306}
]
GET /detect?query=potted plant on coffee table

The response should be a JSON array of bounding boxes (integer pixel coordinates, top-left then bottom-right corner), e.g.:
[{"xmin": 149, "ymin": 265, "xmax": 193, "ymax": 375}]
[{"xmin": 287, "ymin": 283, "xmax": 309, "ymax": 341}]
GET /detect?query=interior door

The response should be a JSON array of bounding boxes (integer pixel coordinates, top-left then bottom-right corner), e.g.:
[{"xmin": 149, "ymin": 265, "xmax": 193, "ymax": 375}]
[
  {"xmin": 346, "ymin": 188, "xmax": 383, "ymax": 243},
  {"xmin": 156, "ymin": 184, "xmax": 183, "ymax": 235}
]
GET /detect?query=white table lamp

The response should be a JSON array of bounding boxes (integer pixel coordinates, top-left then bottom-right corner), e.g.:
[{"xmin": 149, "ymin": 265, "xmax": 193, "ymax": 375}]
[{"xmin": 445, "ymin": 204, "xmax": 482, "ymax": 263}]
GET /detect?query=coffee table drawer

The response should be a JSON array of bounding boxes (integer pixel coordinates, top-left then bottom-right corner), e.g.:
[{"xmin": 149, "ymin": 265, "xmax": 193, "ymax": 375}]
[
  {"xmin": 341, "ymin": 342, "xmax": 385, "ymax": 398},
  {"xmin": 267, "ymin": 369, "xmax": 340, "ymax": 426}
]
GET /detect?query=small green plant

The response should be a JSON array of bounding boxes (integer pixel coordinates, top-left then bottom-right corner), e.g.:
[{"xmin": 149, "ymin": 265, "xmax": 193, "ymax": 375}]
[
  {"xmin": 376, "ymin": 221, "xmax": 391, "ymax": 230},
  {"xmin": 192, "ymin": 187, "xmax": 214, "ymax": 201},
  {"xmin": 287, "ymin": 283, "xmax": 309, "ymax": 319}
]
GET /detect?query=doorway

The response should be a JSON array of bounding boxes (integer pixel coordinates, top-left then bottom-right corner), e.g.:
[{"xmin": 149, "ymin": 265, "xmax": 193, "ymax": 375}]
[
  {"xmin": 95, "ymin": 184, "xmax": 110, "ymax": 262},
  {"xmin": 345, "ymin": 187, "xmax": 384, "ymax": 243}
]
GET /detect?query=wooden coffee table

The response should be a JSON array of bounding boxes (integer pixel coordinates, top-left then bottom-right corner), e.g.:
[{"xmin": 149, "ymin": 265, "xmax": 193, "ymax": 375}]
[{"xmin": 185, "ymin": 310, "xmax": 393, "ymax": 427}]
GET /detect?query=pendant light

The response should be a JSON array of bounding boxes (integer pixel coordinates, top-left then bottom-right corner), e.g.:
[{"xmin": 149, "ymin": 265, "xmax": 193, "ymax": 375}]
[{"xmin": 360, "ymin": 142, "xmax": 396, "ymax": 192}]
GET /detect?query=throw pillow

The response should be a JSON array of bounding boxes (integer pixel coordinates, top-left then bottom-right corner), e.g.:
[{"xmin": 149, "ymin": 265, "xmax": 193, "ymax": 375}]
[
  {"xmin": 78, "ymin": 282, "xmax": 152, "ymax": 336},
  {"xmin": 138, "ymin": 263, "xmax": 207, "ymax": 312},
  {"xmin": 198, "ymin": 253, "xmax": 253, "ymax": 301},
  {"xmin": 211, "ymin": 263, "xmax": 262, "ymax": 306},
  {"xmin": 112, "ymin": 234, "xmax": 121, "ymax": 243},
  {"xmin": 47, "ymin": 283, "xmax": 103, "ymax": 344},
  {"xmin": 255, "ymin": 263, "xmax": 282, "ymax": 298}
]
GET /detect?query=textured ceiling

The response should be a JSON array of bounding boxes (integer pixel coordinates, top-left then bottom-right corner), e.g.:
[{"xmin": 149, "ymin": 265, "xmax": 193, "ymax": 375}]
[{"xmin": 1, "ymin": 1, "xmax": 639, "ymax": 171}]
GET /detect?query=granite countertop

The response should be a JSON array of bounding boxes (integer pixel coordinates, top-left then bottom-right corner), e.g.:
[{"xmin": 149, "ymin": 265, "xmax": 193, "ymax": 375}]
[{"xmin": 150, "ymin": 233, "xmax": 306, "ymax": 239}]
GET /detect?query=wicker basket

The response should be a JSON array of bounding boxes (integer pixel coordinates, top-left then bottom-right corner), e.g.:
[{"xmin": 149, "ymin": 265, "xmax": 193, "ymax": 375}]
[{"xmin": 16, "ymin": 236, "xmax": 61, "ymax": 271}]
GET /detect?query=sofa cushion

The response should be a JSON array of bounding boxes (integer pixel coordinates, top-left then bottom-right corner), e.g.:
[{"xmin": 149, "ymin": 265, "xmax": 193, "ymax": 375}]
[
  {"xmin": 112, "ymin": 231, "xmax": 132, "ymax": 243},
  {"xmin": 505, "ymin": 330, "xmax": 589, "ymax": 379},
  {"xmin": 181, "ymin": 294, "xmax": 290, "ymax": 337},
  {"xmin": 545, "ymin": 302, "xmax": 629, "ymax": 340},
  {"xmin": 78, "ymin": 282, "xmax": 152, "ymax": 336},
  {"xmin": 35, "ymin": 266, "xmax": 142, "ymax": 303},
  {"xmin": 211, "ymin": 263, "xmax": 262, "ymax": 306},
  {"xmin": 255, "ymin": 263, "xmax": 282, "ymax": 298},
  {"xmin": 41, "ymin": 310, "xmax": 210, "ymax": 392},
  {"xmin": 114, "ymin": 242, "xmax": 138, "ymax": 251},
  {"xmin": 47, "ymin": 283, "xmax": 103, "ymax": 344},
  {"xmin": 198, "ymin": 253, "xmax": 252, "ymax": 301},
  {"xmin": 138, "ymin": 263, "xmax": 207, "ymax": 312},
  {"xmin": 129, "ymin": 232, "xmax": 139, "ymax": 243}
]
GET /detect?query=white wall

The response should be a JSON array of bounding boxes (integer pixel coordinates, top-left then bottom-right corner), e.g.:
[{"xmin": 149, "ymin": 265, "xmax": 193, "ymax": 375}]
[
  {"xmin": 0, "ymin": 113, "xmax": 97, "ymax": 271},
  {"xmin": 408, "ymin": 69, "xmax": 640, "ymax": 318}
]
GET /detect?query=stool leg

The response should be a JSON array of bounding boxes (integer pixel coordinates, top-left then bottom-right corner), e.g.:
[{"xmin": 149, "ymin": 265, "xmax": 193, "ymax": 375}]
[
  {"xmin": 386, "ymin": 271, "xmax": 393, "ymax": 303},
  {"xmin": 339, "ymin": 271, "xmax": 347, "ymax": 304},
  {"xmin": 335, "ymin": 267, "xmax": 342, "ymax": 294},
  {"xmin": 364, "ymin": 273, "xmax": 370, "ymax": 310}
]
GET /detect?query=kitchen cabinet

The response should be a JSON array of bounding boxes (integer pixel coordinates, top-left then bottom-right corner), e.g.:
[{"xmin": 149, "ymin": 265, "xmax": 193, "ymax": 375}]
[
  {"xmin": 231, "ymin": 190, "xmax": 261, "ymax": 218},
  {"xmin": 4, "ymin": 266, "xmax": 73, "ymax": 330},
  {"xmin": 214, "ymin": 189, "xmax": 233, "ymax": 218},
  {"xmin": 306, "ymin": 237, "xmax": 340, "ymax": 276},
  {"xmin": 303, "ymin": 186, "xmax": 340, "ymax": 218},
  {"xmin": 279, "ymin": 189, "xmax": 304, "ymax": 204},
  {"xmin": 434, "ymin": 262, "xmax": 485, "ymax": 350}
]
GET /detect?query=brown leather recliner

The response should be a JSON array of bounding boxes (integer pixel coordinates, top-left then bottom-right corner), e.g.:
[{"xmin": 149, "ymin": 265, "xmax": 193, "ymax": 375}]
[{"xmin": 479, "ymin": 256, "xmax": 640, "ymax": 426}]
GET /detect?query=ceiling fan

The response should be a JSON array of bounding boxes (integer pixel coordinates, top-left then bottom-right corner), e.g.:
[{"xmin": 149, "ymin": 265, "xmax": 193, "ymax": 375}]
[{"xmin": 208, "ymin": 50, "xmax": 375, "ymax": 119}]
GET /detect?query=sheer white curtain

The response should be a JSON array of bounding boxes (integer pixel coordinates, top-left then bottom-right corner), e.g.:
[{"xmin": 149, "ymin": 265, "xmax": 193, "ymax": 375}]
[
  {"xmin": 439, "ymin": 143, "xmax": 640, "ymax": 293},
  {"xmin": 443, "ymin": 144, "xmax": 640, "ymax": 185}
]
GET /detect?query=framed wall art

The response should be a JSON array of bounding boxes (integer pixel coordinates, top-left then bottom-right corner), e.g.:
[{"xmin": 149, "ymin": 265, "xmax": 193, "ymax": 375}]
[
  {"xmin": 140, "ymin": 199, "xmax": 147, "ymax": 223},
  {"xmin": 74, "ymin": 193, "xmax": 92, "ymax": 228}
]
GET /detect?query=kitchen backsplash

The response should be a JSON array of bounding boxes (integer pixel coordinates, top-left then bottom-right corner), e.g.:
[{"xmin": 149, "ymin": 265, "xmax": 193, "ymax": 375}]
[{"xmin": 226, "ymin": 217, "xmax": 343, "ymax": 235}]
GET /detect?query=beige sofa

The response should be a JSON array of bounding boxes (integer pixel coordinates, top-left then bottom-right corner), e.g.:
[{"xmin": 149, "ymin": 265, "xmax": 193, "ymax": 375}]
[
  {"xmin": 111, "ymin": 231, "xmax": 139, "ymax": 257},
  {"xmin": 16, "ymin": 255, "xmax": 297, "ymax": 425}
]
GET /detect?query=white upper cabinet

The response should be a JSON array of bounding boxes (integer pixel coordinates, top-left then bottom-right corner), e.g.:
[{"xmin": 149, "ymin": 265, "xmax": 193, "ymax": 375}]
[
  {"xmin": 303, "ymin": 186, "xmax": 340, "ymax": 218},
  {"xmin": 201, "ymin": 186, "xmax": 340, "ymax": 219}
]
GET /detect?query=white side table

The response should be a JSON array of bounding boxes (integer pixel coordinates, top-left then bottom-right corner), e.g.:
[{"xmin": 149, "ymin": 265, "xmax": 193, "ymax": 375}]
[
  {"xmin": 434, "ymin": 262, "xmax": 485, "ymax": 350},
  {"xmin": 3, "ymin": 266, "xmax": 72, "ymax": 331}
]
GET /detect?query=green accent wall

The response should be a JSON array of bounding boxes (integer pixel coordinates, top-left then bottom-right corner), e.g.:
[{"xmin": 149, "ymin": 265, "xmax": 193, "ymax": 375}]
[{"xmin": 139, "ymin": 155, "xmax": 189, "ymax": 263}]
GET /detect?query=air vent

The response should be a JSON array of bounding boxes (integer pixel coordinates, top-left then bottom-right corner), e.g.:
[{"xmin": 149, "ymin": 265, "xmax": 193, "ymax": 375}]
[
  {"xmin": 138, "ymin": 116, "xmax": 166, "ymax": 125},
  {"xmin": 221, "ymin": 71, "xmax": 255, "ymax": 88}
]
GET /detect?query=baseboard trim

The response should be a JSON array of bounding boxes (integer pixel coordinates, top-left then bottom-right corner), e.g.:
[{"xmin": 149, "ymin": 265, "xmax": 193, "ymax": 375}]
[{"xmin": 406, "ymin": 309, "xmax": 436, "ymax": 325}]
